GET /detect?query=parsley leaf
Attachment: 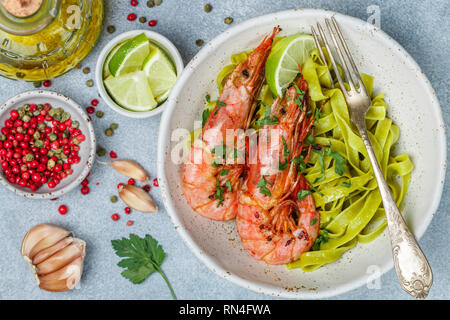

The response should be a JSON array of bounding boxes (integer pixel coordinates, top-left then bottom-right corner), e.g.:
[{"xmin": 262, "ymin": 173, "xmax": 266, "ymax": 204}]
[
  {"xmin": 214, "ymin": 179, "xmax": 225, "ymax": 206},
  {"xmin": 312, "ymin": 229, "xmax": 329, "ymax": 251},
  {"xmin": 257, "ymin": 176, "xmax": 271, "ymax": 196},
  {"xmin": 205, "ymin": 94, "xmax": 211, "ymax": 103},
  {"xmin": 111, "ymin": 234, "xmax": 177, "ymax": 299},
  {"xmin": 219, "ymin": 169, "xmax": 230, "ymax": 176},
  {"xmin": 310, "ymin": 218, "xmax": 318, "ymax": 226},
  {"xmin": 225, "ymin": 180, "xmax": 232, "ymax": 192}
]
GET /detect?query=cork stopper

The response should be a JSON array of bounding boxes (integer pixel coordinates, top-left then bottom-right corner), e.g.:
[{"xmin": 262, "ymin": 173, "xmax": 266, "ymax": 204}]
[{"xmin": 1, "ymin": 0, "xmax": 43, "ymax": 17}]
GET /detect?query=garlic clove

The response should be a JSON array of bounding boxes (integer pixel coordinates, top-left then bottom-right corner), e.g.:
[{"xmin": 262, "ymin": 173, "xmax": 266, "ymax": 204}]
[
  {"xmin": 32, "ymin": 237, "xmax": 74, "ymax": 265},
  {"xmin": 102, "ymin": 160, "xmax": 148, "ymax": 182},
  {"xmin": 119, "ymin": 184, "xmax": 157, "ymax": 213},
  {"xmin": 36, "ymin": 239, "xmax": 85, "ymax": 276},
  {"xmin": 21, "ymin": 224, "xmax": 71, "ymax": 259},
  {"xmin": 38, "ymin": 256, "xmax": 84, "ymax": 292}
]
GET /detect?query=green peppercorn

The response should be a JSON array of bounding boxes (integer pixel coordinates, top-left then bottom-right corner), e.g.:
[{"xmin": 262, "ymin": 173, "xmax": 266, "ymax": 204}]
[
  {"xmin": 147, "ymin": 0, "xmax": 155, "ymax": 7},
  {"xmin": 155, "ymin": 0, "xmax": 162, "ymax": 6},
  {"xmin": 196, "ymin": 39, "xmax": 204, "ymax": 46},
  {"xmin": 61, "ymin": 154, "xmax": 68, "ymax": 160},
  {"xmin": 55, "ymin": 148, "xmax": 62, "ymax": 154},
  {"xmin": 37, "ymin": 123, "xmax": 46, "ymax": 131},
  {"xmin": 204, "ymin": 3, "xmax": 212, "ymax": 12},
  {"xmin": 16, "ymin": 127, "xmax": 24, "ymax": 134},
  {"xmin": 25, "ymin": 153, "xmax": 34, "ymax": 162},
  {"xmin": 83, "ymin": 67, "xmax": 90, "ymax": 74},
  {"xmin": 105, "ymin": 128, "xmax": 114, "ymax": 136},
  {"xmin": 62, "ymin": 131, "xmax": 69, "ymax": 139},
  {"xmin": 139, "ymin": 17, "xmax": 147, "ymax": 23},
  {"xmin": 35, "ymin": 140, "xmax": 44, "ymax": 148},
  {"xmin": 49, "ymin": 133, "xmax": 58, "ymax": 141},
  {"xmin": 72, "ymin": 121, "xmax": 80, "ymax": 128},
  {"xmin": 47, "ymin": 150, "xmax": 55, "ymax": 157},
  {"xmin": 61, "ymin": 112, "xmax": 71, "ymax": 122},
  {"xmin": 53, "ymin": 114, "xmax": 61, "ymax": 122},
  {"xmin": 96, "ymin": 146, "xmax": 106, "ymax": 157},
  {"xmin": 22, "ymin": 114, "xmax": 31, "ymax": 122},
  {"xmin": 72, "ymin": 137, "xmax": 80, "ymax": 145},
  {"xmin": 86, "ymin": 79, "xmax": 94, "ymax": 87},
  {"xmin": 110, "ymin": 123, "xmax": 119, "ymax": 130},
  {"xmin": 23, "ymin": 104, "xmax": 30, "ymax": 111},
  {"xmin": 110, "ymin": 195, "xmax": 118, "ymax": 203},
  {"xmin": 56, "ymin": 107, "xmax": 64, "ymax": 115},
  {"xmin": 224, "ymin": 17, "xmax": 233, "ymax": 24},
  {"xmin": 74, "ymin": 64, "xmax": 81, "ymax": 70},
  {"xmin": 33, "ymin": 81, "xmax": 42, "ymax": 88},
  {"xmin": 57, "ymin": 160, "xmax": 64, "ymax": 165},
  {"xmin": 48, "ymin": 109, "xmax": 56, "ymax": 117},
  {"xmin": 107, "ymin": 25, "xmax": 116, "ymax": 33},
  {"xmin": 47, "ymin": 159, "xmax": 56, "ymax": 169},
  {"xmin": 0, "ymin": 134, "xmax": 6, "ymax": 141},
  {"xmin": 96, "ymin": 111, "xmax": 104, "ymax": 118},
  {"xmin": 18, "ymin": 109, "xmax": 25, "ymax": 118}
]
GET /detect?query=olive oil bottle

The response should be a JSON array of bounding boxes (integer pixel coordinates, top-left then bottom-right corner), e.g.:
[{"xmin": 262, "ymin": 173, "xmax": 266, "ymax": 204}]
[{"xmin": 0, "ymin": 0, "xmax": 103, "ymax": 81}]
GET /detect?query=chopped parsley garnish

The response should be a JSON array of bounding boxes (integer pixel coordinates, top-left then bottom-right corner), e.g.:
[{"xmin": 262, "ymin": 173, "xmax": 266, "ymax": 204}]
[
  {"xmin": 325, "ymin": 148, "xmax": 346, "ymax": 176},
  {"xmin": 257, "ymin": 175, "xmax": 271, "ymax": 196},
  {"xmin": 255, "ymin": 104, "xmax": 279, "ymax": 126},
  {"xmin": 278, "ymin": 161, "xmax": 289, "ymax": 171},
  {"xmin": 202, "ymin": 108, "xmax": 210, "ymax": 127},
  {"xmin": 297, "ymin": 189, "xmax": 312, "ymax": 201},
  {"xmin": 292, "ymin": 155, "xmax": 306, "ymax": 173},
  {"xmin": 342, "ymin": 181, "xmax": 351, "ymax": 188},
  {"xmin": 219, "ymin": 169, "xmax": 229, "ymax": 176},
  {"xmin": 214, "ymin": 100, "xmax": 226, "ymax": 115},
  {"xmin": 314, "ymin": 107, "xmax": 322, "ymax": 120},
  {"xmin": 281, "ymin": 136, "xmax": 290, "ymax": 157},
  {"xmin": 214, "ymin": 180, "xmax": 225, "ymax": 206},
  {"xmin": 205, "ymin": 94, "xmax": 211, "ymax": 103},
  {"xmin": 225, "ymin": 181, "xmax": 232, "ymax": 192},
  {"xmin": 312, "ymin": 229, "xmax": 329, "ymax": 251},
  {"xmin": 310, "ymin": 218, "xmax": 318, "ymax": 226}
]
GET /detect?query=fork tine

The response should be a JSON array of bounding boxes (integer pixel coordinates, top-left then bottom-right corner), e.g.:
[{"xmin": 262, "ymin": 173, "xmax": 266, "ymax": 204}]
[
  {"xmin": 315, "ymin": 22, "xmax": 347, "ymax": 96},
  {"xmin": 331, "ymin": 16, "xmax": 366, "ymax": 92},
  {"xmin": 325, "ymin": 18, "xmax": 356, "ymax": 92},
  {"xmin": 310, "ymin": 26, "xmax": 334, "ymax": 89}
]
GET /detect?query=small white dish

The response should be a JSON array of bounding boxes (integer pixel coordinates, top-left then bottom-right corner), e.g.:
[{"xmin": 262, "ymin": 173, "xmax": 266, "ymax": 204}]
[
  {"xmin": 96, "ymin": 30, "xmax": 184, "ymax": 119},
  {"xmin": 157, "ymin": 9, "xmax": 446, "ymax": 298},
  {"xmin": 0, "ymin": 90, "xmax": 96, "ymax": 200}
]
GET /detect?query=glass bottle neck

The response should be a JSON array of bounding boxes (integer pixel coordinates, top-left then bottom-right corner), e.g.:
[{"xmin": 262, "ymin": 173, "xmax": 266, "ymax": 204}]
[{"xmin": 0, "ymin": 0, "xmax": 61, "ymax": 35}]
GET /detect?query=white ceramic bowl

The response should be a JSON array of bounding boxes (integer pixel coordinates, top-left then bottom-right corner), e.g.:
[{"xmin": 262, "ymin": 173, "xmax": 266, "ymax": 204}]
[
  {"xmin": 157, "ymin": 9, "xmax": 446, "ymax": 298},
  {"xmin": 0, "ymin": 90, "xmax": 96, "ymax": 200},
  {"xmin": 96, "ymin": 30, "xmax": 184, "ymax": 119}
]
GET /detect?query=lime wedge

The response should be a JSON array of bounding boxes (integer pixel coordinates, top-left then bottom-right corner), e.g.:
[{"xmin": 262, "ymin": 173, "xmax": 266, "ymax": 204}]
[
  {"xmin": 104, "ymin": 71, "xmax": 157, "ymax": 111},
  {"xmin": 108, "ymin": 33, "xmax": 150, "ymax": 77},
  {"xmin": 142, "ymin": 46, "xmax": 177, "ymax": 102},
  {"xmin": 265, "ymin": 34, "xmax": 316, "ymax": 97},
  {"xmin": 103, "ymin": 43, "xmax": 122, "ymax": 78}
]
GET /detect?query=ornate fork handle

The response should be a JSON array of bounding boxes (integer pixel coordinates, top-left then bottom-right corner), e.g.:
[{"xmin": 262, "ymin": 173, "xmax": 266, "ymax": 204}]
[{"xmin": 357, "ymin": 120, "xmax": 433, "ymax": 299}]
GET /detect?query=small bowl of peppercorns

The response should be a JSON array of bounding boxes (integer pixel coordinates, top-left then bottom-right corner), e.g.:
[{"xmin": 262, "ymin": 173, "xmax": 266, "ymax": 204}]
[{"xmin": 0, "ymin": 90, "xmax": 96, "ymax": 199}]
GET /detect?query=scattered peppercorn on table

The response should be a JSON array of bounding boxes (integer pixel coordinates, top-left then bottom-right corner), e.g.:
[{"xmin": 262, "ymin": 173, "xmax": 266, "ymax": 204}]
[{"xmin": 0, "ymin": 0, "xmax": 448, "ymax": 300}]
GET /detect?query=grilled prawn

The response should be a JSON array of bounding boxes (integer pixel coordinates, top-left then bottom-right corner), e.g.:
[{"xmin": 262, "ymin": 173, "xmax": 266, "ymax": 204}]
[
  {"xmin": 182, "ymin": 28, "xmax": 279, "ymax": 221},
  {"xmin": 237, "ymin": 77, "xmax": 320, "ymax": 264}
]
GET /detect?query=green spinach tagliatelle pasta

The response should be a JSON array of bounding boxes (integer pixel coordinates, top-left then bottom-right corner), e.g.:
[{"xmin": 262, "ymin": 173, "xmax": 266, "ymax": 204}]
[{"xmin": 199, "ymin": 46, "xmax": 413, "ymax": 272}]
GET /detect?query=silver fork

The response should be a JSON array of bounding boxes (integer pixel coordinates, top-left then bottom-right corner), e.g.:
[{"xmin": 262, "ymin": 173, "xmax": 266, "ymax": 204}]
[{"xmin": 311, "ymin": 17, "xmax": 432, "ymax": 299}]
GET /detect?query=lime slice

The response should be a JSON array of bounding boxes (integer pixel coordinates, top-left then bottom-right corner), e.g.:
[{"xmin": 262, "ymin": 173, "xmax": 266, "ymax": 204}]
[
  {"xmin": 142, "ymin": 46, "xmax": 177, "ymax": 102},
  {"xmin": 108, "ymin": 33, "xmax": 150, "ymax": 77},
  {"xmin": 104, "ymin": 71, "xmax": 157, "ymax": 111},
  {"xmin": 265, "ymin": 34, "xmax": 316, "ymax": 97},
  {"xmin": 103, "ymin": 43, "xmax": 122, "ymax": 78}
]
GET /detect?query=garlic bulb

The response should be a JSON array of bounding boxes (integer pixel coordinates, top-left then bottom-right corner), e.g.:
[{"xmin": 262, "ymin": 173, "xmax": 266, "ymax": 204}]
[
  {"xmin": 119, "ymin": 184, "xmax": 157, "ymax": 213},
  {"xmin": 21, "ymin": 224, "xmax": 85, "ymax": 292},
  {"xmin": 99, "ymin": 160, "xmax": 148, "ymax": 182}
]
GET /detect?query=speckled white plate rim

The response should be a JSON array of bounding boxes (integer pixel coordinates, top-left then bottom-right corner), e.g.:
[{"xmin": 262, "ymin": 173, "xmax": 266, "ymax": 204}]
[
  {"xmin": 157, "ymin": 9, "xmax": 447, "ymax": 299},
  {"xmin": 0, "ymin": 90, "xmax": 96, "ymax": 200}
]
